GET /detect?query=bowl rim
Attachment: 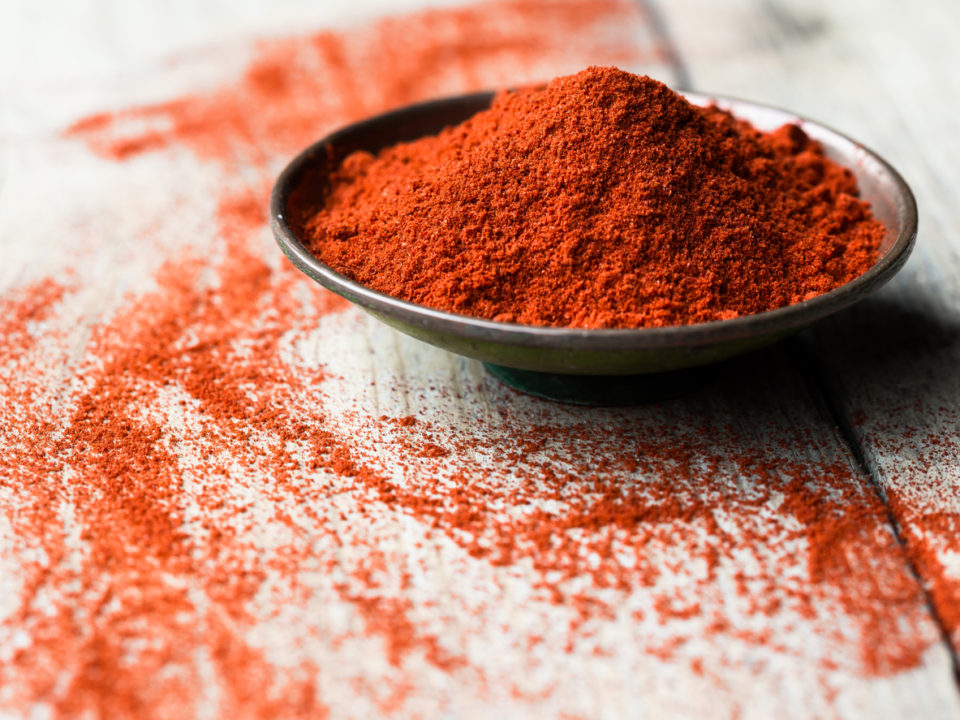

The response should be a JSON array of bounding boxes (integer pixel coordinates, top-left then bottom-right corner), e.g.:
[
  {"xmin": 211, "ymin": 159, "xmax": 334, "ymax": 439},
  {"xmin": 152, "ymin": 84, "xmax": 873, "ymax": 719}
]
[{"xmin": 270, "ymin": 90, "xmax": 917, "ymax": 351}]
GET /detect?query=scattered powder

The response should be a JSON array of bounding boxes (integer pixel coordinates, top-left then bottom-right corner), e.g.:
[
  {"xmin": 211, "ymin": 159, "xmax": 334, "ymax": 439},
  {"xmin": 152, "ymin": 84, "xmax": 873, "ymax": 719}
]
[
  {"xmin": 0, "ymin": 1, "xmax": 955, "ymax": 719},
  {"xmin": 848, "ymin": 386, "xmax": 960, "ymax": 648},
  {"xmin": 66, "ymin": 0, "xmax": 651, "ymax": 166}
]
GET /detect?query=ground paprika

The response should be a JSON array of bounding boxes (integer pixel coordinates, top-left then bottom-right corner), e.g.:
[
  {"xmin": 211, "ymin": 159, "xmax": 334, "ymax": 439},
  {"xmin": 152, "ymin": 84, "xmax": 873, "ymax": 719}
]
[
  {"xmin": 2, "ymin": 4, "xmax": 942, "ymax": 718},
  {"xmin": 303, "ymin": 66, "xmax": 884, "ymax": 328}
]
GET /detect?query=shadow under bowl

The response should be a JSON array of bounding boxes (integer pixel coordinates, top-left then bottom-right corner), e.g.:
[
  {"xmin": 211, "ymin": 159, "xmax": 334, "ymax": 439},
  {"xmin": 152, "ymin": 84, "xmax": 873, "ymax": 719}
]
[{"xmin": 270, "ymin": 91, "xmax": 917, "ymax": 404}]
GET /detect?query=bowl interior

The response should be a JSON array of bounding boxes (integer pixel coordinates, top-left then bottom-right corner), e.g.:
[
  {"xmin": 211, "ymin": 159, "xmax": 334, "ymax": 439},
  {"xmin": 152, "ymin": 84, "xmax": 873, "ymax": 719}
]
[{"xmin": 271, "ymin": 91, "xmax": 916, "ymax": 376}]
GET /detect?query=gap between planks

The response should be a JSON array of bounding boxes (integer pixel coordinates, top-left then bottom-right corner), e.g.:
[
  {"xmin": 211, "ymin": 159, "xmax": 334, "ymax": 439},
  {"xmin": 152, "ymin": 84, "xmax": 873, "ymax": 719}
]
[
  {"xmin": 647, "ymin": 0, "xmax": 960, "ymax": 697},
  {"xmin": 792, "ymin": 333, "xmax": 960, "ymax": 686}
]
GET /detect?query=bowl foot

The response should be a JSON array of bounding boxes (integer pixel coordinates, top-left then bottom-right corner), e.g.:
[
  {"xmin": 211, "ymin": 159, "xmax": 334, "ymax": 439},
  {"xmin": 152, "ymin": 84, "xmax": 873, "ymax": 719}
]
[{"xmin": 483, "ymin": 363, "xmax": 710, "ymax": 406}]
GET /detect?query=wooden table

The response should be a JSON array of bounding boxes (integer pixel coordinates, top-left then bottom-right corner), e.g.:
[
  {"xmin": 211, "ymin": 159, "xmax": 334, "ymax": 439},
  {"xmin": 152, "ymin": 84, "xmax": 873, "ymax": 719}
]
[{"xmin": 1, "ymin": 0, "xmax": 958, "ymax": 718}]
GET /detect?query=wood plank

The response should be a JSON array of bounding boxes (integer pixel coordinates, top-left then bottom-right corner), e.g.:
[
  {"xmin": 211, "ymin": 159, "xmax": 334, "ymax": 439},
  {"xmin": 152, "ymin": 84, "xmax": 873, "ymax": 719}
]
[
  {"xmin": 658, "ymin": 0, "xmax": 960, "ymax": 692},
  {"xmin": 0, "ymin": 0, "xmax": 957, "ymax": 718}
]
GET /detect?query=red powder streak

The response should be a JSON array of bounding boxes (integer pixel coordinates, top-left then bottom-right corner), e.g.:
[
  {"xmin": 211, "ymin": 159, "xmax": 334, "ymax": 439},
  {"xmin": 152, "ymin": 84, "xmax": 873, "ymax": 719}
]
[
  {"xmin": 889, "ymin": 499, "xmax": 960, "ymax": 645},
  {"xmin": 65, "ymin": 0, "xmax": 653, "ymax": 166},
  {"xmin": 0, "ymin": 279, "xmax": 68, "ymax": 341},
  {"xmin": 2, "ymin": 1, "xmax": 668, "ymax": 717},
  {"xmin": 1, "ymin": 210, "xmax": 339, "ymax": 718},
  {"xmin": 0, "ymin": 0, "xmax": 952, "ymax": 718},
  {"xmin": 353, "ymin": 418, "xmax": 934, "ymax": 676},
  {"xmin": 847, "ymin": 399, "xmax": 960, "ymax": 652}
]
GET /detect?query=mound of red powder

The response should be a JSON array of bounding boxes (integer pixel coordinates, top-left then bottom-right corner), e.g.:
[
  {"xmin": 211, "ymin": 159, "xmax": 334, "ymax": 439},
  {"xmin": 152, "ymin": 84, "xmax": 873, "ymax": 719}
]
[{"xmin": 302, "ymin": 66, "xmax": 885, "ymax": 328}]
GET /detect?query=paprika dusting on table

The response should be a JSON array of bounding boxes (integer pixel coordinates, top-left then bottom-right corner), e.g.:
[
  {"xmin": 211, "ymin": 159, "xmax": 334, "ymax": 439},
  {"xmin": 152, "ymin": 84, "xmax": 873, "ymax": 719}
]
[
  {"xmin": 300, "ymin": 66, "xmax": 885, "ymax": 328},
  {"xmin": 4, "ymin": 3, "xmax": 952, "ymax": 717}
]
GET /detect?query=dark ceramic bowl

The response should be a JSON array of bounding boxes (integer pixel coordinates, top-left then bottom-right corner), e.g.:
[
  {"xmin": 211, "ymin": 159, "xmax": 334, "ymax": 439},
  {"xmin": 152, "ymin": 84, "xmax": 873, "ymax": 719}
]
[{"xmin": 270, "ymin": 91, "xmax": 916, "ymax": 404}]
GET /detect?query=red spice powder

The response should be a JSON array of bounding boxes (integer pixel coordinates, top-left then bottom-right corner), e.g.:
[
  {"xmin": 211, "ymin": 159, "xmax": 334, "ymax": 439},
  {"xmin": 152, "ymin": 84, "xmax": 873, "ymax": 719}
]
[
  {"xmin": 66, "ymin": 0, "xmax": 651, "ymax": 166},
  {"xmin": 894, "ymin": 508, "xmax": 960, "ymax": 644},
  {"xmin": 0, "ymin": 1, "xmax": 954, "ymax": 718},
  {"xmin": 849, "ymin": 401, "xmax": 960, "ymax": 648},
  {"xmin": 302, "ymin": 67, "xmax": 884, "ymax": 328}
]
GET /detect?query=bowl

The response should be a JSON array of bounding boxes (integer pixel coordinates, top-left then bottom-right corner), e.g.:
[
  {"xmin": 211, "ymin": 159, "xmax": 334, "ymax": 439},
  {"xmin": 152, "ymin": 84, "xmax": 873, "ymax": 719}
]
[{"xmin": 270, "ymin": 91, "xmax": 917, "ymax": 404}]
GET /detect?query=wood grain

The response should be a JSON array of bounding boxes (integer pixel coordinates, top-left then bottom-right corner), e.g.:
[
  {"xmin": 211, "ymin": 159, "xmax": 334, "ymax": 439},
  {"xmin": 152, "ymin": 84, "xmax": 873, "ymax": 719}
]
[
  {"xmin": 660, "ymin": 0, "xmax": 960, "ymax": 698},
  {"xmin": 0, "ymin": 0, "xmax": 958, "ymax": 718}
]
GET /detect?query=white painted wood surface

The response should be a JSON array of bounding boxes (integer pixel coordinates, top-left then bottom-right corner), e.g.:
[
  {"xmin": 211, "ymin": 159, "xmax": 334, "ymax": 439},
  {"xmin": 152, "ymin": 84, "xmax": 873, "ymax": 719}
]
[
  {"xmin": 0, "ymin": 1, "xmax": 958, "ymax": 718},
  {"xmin": 661, "ymin": 0, "xmax": 960, "ymax": 680}
]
